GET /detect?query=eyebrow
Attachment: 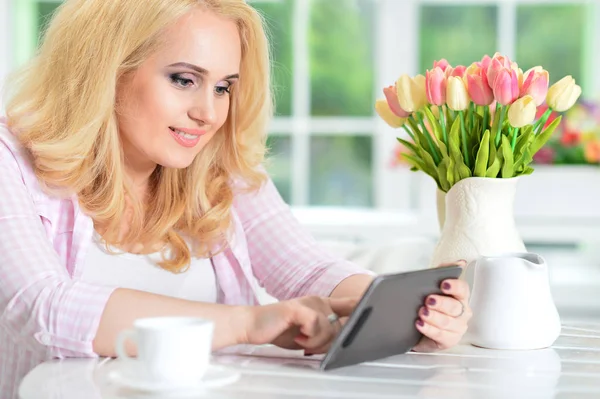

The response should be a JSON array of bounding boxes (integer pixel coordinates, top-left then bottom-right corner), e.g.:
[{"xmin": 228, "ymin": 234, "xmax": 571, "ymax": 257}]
[{"xmin": 167, "ymin": 62, "xmax": 239, "ymax": 80}]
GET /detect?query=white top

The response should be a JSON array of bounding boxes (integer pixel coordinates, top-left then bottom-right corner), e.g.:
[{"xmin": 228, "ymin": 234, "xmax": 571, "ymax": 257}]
[{"xmin": 81, "ymin": 233, "xmax": 217, "ymax": 302}]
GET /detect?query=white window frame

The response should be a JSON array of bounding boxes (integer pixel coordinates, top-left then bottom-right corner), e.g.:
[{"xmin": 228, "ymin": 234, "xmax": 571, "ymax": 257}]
[{"xmin": 3, "ymin": 0, "xmax": 600, "ymax": 215}]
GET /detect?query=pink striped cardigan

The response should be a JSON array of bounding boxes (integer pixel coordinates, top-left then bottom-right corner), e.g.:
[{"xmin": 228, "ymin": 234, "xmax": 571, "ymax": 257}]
[{"xmin": 0, "ymin": 118, "xmax": 372, "ymax": 397}]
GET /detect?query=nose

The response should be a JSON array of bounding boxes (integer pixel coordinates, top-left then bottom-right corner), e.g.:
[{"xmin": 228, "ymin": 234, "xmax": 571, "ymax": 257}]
[{"xmin": 188, "ymin": 90, "xmax": 217, "ymax": 126}]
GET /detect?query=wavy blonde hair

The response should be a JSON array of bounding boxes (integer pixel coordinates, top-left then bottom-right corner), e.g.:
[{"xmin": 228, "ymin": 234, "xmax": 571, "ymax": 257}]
[{"xmin": 4, "ymin": 0, "xmax": 271, "ymax": 272}]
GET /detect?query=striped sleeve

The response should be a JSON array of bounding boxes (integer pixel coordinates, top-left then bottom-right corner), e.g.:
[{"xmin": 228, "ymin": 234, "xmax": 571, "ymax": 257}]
[
  {"xmin": 232, "ymin": 176, "xmax": 375, "ymax": 300},
  {"xmin": 0, "ymin": 139, "xmax": 116, "ymax": 359}
]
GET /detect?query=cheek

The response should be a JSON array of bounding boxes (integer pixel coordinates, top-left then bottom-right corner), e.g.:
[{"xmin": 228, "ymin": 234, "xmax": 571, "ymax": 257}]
[{"xmin": 215, "ymin": 98, "xmax": 232, "ymax": 128}]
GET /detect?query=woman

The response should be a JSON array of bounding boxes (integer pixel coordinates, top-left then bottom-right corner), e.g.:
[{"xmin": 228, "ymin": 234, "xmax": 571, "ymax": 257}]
[{"xmin": 0, "ymin": 0, "xmax": 471, "ymax": 396}]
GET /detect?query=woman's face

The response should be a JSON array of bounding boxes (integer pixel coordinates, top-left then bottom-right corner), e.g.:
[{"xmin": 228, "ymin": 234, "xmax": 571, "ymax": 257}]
[{"xmin": 116, "ymin": 8, "xmax": 241, "ymax": 180}]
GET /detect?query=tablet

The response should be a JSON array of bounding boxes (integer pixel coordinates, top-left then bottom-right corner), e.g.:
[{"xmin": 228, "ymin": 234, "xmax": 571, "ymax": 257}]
[{"xmin": 319, "ymin": 265, "xmax": 463, "ymax": 371}]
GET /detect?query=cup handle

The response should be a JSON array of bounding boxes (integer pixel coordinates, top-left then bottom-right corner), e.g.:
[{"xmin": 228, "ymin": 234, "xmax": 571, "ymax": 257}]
[{"xmin": 115, "ymin": 329, "xmax": 137, "ymax": 362}]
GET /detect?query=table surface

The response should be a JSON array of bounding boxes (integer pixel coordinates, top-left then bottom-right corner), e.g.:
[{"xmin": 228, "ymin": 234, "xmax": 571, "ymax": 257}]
[{"xmin": 18, "ymin": 320, "xmax": 600, "ymax": 399}]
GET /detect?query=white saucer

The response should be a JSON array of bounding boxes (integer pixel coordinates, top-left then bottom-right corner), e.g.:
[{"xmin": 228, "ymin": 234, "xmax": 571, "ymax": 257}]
[{"xmin": 108, "ymin": 364, "xmax": 240, "ymax": 393}]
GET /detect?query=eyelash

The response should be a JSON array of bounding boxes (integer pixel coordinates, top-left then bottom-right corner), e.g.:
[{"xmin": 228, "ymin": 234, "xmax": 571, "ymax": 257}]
[{"xmin": 169, "ymin": 73, "xmax": 232, "ymax": 96}]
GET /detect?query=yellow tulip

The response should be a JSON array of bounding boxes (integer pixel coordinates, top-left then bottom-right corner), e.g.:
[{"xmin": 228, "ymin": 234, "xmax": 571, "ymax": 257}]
[
  {"xmin": 507, "ymin": 95, "xmax": 536, "ymax": 128},
  {"xmin": 446, "ymin": 76, "xmax": 470, "ymax": 111},
  {"xmin": 547, "ymin": 76, "xmax": 582, "ymax": 112},
  {"xmin": 375, "ymin": 99, "xmax": 406, "ymax": 128},
  {"xmin": 396, "ymin": 74, "xmax": 427, "ymax": 112}
]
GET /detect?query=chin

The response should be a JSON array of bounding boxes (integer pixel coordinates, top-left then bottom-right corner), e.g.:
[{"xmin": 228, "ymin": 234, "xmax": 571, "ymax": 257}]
[{"xmin": 159, "ymin": 158, "xmax": 196, "ymax": 169}]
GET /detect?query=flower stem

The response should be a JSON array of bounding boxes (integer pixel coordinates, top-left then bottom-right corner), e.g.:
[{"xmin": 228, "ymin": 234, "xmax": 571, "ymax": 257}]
[
  {"xmin": 511, "ymin": 127, "xmax": 518, "ymax": 152},
  {"xmin": 469, "ymin": 102, "xmax": 475, "ymax": 132},
  {"xmin": 482, "ymin": 106, "xmax": 489, "ymax": 132},
  {"xmin": 533, "ymin": 108, "xmax": 553, "ymax": 134},
  {"xmin": 494, "ymin": 104, "xmax": 505, "ymax": 147},
  {"xmin": 439, "ymin": 106, "xmax": 448, "ymax": 146},
  {"xmin": 459, "ymin": 110, "xmax": 470, "ymax": 168}
]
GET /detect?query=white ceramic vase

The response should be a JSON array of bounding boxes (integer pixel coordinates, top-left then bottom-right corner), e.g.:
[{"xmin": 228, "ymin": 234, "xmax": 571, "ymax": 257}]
[
  {"xmin": 467, "ymin": 253, "xmax": 561, "ymax": 349},
  {"xmin": 430, "ymin": 176, "xmax": 527, "ymax": 270},
  {"xmin": 430, "ymin": 176, "xmax": 561, "ymax": 350}
]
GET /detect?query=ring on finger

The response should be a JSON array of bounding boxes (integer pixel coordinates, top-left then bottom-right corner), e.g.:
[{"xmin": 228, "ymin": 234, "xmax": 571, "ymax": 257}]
[{"xmin": 327, "ymin": 313, "xmax": 339, "ymax": 324}]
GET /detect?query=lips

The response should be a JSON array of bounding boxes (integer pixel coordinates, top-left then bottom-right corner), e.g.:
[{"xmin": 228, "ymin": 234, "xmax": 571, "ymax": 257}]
[
  {"xmin": 168, "ymin": 127, "xmax": 204, "ymax": 148},
  {"xmin": 169, "ymin": 127, "xmax": 206, "ymax": 137}
]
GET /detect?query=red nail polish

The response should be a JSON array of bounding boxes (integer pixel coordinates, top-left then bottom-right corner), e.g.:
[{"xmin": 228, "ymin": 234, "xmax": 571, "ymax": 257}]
[
  {"xmin": 442, "ymin": 282, "xmax": 451, "ymax": 290},
  {"xmin": 422, "ymin": 308, "xmax": 429, "ymax": 316},
  {"xmin": 417, "ymin": 319, "xmax": 424, "ymax": 327},
  {"xmin": 427, "ymin": 297, "xmax": 436, "ymax": 306}
]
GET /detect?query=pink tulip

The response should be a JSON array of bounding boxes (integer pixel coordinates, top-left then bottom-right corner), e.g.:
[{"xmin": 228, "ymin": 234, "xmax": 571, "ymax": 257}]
[
  {"xmin": 425, "ymin": 67, "xmax": 447, "ymax": 106},
  {"xmin": 487, "ymin": 53, "xmax": 512, "ymax": 88},
  {"xmin": 383, "ymin": 86, "xmax": 411, "ymax": 117},
  {"xmin": 433, "ymin": 59, "xmax": 450, "ymax": 72},
  {"xmin": 480, "ymin": 54, "xmax": 492, "ymax": 71},
  {"xmin": 446, "ymin": 65, "xmax": 467, "ymax": 79},
  {"xmin": 466, "ymin": 68, "xmax": 494, "ymax": 105},
  {"xmin": 493, "ymin": 68, "xmax": 520, "ymax": 105},
  {"xmin": 521, "ymin": 67, "xmax": 549, "ymax": 106}
]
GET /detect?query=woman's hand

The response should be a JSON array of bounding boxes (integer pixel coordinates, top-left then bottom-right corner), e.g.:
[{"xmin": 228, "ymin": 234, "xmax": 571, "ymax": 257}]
[
  {"xmin": 239, "ymin": 296, "xmax": 357, "ymax": 354},
  {"xmin": 412, "ymin": 277, "xmax": 472, "ymax": 352}
]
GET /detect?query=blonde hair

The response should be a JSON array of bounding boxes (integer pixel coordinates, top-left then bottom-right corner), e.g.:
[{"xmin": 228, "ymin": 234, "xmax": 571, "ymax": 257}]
[{"xmin": 4, "ymin": 0, "xmax": 271, "ymax": 272}]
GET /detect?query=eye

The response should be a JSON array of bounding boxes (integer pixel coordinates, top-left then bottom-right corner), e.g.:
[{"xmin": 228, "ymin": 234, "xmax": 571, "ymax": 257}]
[
  {"xmin": 215, "ymin": 81, "xmax": 232, "ymax": 96},
  {"xmin": 170, "ymin": 73, "xmax": 195, "ymax": 88}
]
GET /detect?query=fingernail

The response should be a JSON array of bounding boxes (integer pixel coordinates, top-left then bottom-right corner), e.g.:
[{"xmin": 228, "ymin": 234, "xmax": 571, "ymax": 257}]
[
  {"xmin": 458, "ymin": 259, "xmax": 467, "ymax": 266},
  {"xmin": 442, "ymin": 282, "xmax": 451, "ymax": 291},
  {"xmin": 422, "ymin": 308, "xmax": 429, "ymax": 317},
  {"xmin": 416, "ymin": 319, "xmax": 424, "ymax": 327},
  {"xmin": 427, "ymin": 297, "xmax": 436, "ymax": 306}
]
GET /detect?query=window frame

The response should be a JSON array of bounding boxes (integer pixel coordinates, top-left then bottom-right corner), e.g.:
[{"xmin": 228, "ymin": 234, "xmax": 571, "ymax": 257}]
[{"xmin": 4, "ymin": 0, "xmax": 599, "ymax": 212}]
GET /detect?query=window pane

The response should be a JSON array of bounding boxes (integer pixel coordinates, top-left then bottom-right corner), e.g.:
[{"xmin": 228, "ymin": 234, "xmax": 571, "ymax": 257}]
[
  {"xmin": 253, "ymin": 0, "xmax": 293, "ymax": 116},
  {"xmin": 266, "ymin": 135, "xmax": 292, "ymax": 203},
  {"xmin": 309, "ymin": 0, "xmax": 375, "ymax": 116},
  {"xmin": 420, "ymin": 6, "xmax": 497, "ymax": 72},
  {"xmin": 517, "ymin": 5, "xmax": 584, "ymax": 85},
  {"xmin": 309, "ymin": 136, "xmax": 372, "ymax": 206},
  {"xmin": 37, "ymin": 1, "xmax": 61, "ymax": 43}
]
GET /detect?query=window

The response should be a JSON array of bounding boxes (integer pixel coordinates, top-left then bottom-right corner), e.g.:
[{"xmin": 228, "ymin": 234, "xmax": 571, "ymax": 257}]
[{"xmin": 6, "ymin": 0, "xmax": 596, "ymax": 212}]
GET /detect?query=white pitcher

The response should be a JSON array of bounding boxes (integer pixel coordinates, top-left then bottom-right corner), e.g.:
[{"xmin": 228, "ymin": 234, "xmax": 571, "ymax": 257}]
[{"xmin": 466, "ymin": 252, "xmax": 561, "ymax": 350}]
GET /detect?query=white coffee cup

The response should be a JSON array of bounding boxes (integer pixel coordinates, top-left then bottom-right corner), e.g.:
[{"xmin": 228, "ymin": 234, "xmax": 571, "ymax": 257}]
[{"xmin": 115, "ymin": 316, "xmax": 214, "ymax": 387}]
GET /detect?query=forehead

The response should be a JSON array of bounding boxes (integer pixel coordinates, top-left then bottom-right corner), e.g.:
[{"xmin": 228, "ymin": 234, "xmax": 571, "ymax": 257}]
[{"xmin": 156, "ymin": 8, "xmax": 241, "ymax": 75}]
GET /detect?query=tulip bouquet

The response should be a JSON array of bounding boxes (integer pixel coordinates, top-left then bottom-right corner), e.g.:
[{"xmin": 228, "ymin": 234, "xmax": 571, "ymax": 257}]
[{"xmin": 376, "ymin": 52, "xmax": 582, "ymax": 192}]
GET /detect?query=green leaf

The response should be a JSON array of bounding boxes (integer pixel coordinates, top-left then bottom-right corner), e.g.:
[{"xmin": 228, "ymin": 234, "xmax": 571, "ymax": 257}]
[
  {"xmin": 402, "ymin": 153, "xmax": 427, "ymax": 173},
  {"xmin": 474, "ymin": 130, "xmax": 490, "ymax": 177},
  {"xmin": 436, "ymin": 158, "xmax": 450, "ymax": 192},
  {"xmin": 530, "ymin": 116, "xmax": 562, "ymax": 155},
  {"xmin": 396, "ymin": 137, "xmax": 419, "ymax": 155},
  {"xmin": 514, "ymin": 125, "xmax": 534, "ymax": 158},
  {"xmin": 488, "ymin": 130, "xmax": 497, "ymax": 169},
  {"xmin": 446, "ymin": 157, "xmax": 456, "ymax": 187},
  {"xmin": 407, "ymin": 116, "xmax": 441, "ymax": 165},
  {"xmin": 423, "ymin": 107, "xmax": 444, "ymax": 145},
  {"xmin": 418, "ymin": 146, "xmax": 439, "ymax": 176},
  {"xmin": 522, "ymin": 166, "xmax": 535, "ymax": 175},
  {"xmin": 501, "ymin": 136, "xmax": 514, "ymax": 178},
  {"xmin": 487, "ymin": 143, "xmax": 502, "ymax": 178},
  {"xmin": 514, "ymin": 147, "xmax": 533, "ymax": 171},
  {"xmin": 448, "ymin": 118, "xmax": 471, "ymax": 180}
]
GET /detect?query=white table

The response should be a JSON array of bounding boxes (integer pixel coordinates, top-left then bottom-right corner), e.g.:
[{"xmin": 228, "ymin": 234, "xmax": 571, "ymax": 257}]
[{"xmin": 18, "ymin": 321, "xmax": 600, "ymax": 399}]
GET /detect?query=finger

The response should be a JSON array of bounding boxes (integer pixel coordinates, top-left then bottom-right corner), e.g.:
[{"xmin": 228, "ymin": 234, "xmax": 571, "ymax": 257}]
[
  {"xmin": 304, "ymin": 319, "xmax": 344, "ymax": 355},
  {"xmin": 415, "ymin": 318, "xmax": 461, "ymax": 350},
  {"xmin": 419, "ymin": 306, "xmax": 466, "ymax": 334},
  {"xmin": 295, "ymin": 314, "xmax": 336, "ymax": 350},
  {"xmin": 290, "ymin": 305, "xmax": 322, "ymax": 339},
  {"xmin": 412, "ymin": 336, "xmax": 440, "ymax": 353},
  {"xmin": 328, "ymin": 297, "xmax": 359, "ymax": 318},
  {"xmin": 425, "ymin": 295, "xmax": 468, "ymax": 318},
  {"xmin": 440, "ymin": 278, "xmax": 470, "ymax": 302}
]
